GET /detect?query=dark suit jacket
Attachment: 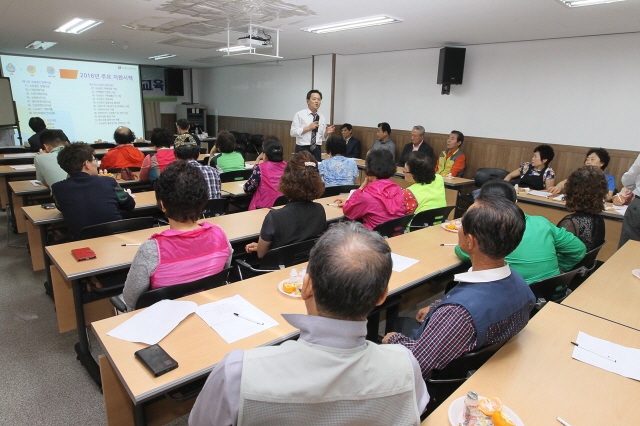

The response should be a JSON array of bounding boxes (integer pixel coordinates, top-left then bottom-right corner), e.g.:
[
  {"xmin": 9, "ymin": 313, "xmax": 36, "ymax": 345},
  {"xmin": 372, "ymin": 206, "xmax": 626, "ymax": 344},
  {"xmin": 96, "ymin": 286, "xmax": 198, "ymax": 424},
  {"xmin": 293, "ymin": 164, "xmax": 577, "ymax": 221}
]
[
  {"xmin": 344, "ymin": 137, "xmax": 361, "ymax": 159},
  {"xmin": 27, "ymin": 129, "xmax": 46, "ymax": 152},
  {"xmin": 397, "ymin": 141, "xmax": 434, "ymax": 166},
  {"xmin": 52, "ymin": 172, "xmax": 136, "ymax": 240}
]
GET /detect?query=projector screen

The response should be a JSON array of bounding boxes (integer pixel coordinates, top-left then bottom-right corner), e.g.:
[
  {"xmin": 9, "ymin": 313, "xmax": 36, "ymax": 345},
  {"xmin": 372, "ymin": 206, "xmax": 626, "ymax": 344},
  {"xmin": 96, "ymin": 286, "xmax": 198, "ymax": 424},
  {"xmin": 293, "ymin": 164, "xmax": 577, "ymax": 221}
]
[{"xmin": 0, "ymin": 55, "xmax": 144, "ymax": 144}]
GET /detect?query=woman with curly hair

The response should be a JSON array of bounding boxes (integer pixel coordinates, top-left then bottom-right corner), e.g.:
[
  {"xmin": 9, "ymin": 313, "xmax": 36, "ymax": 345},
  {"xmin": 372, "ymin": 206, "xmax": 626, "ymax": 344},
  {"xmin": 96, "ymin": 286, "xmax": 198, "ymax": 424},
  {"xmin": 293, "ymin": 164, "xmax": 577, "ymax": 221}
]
[
  {"xmin": 557, "ymin": 166, "xmax": 607, "ymax": 251},
  {"xmin": 245, "ymin": 151, "xmax": 326, "ymax": 258},
  {"xmin": 243, "ymin": 136, "xmax": 287, "ymax": 210},
  {"xmin": 122, "ymin": 161, "xmax": 232, "ymax": 310},
  {"xmin": 334, "ymin": 149, "xmax": 405, "ymax": 230},
  {"xmin": 402, "ymin": 151, "xmax": 446, "ymax": 215}
]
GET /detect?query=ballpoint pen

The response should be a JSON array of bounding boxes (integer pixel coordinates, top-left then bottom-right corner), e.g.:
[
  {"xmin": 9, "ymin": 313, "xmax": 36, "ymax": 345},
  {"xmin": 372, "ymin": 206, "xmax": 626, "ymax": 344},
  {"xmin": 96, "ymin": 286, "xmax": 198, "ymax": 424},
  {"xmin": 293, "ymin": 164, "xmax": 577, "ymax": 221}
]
[{"xmin": 234, "ymin": 313, "xmax": 264, "ymax": 325}]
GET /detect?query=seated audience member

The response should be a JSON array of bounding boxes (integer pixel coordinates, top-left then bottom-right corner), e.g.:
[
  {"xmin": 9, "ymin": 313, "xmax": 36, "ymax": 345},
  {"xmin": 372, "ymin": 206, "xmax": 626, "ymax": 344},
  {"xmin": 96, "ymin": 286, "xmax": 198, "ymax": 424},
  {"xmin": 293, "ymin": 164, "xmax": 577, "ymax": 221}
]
[
  {"xmin": 34, "ymin": 129, "xmax": 69, "ymax": 188},
  {"xmin": 454, "ymin": 181, "xmax": 586, "ymax": 283},
  {"xmin": 616, "ymin": 153, "xmax": 640, "ymax": 248},
  {"xmin": 122, "ymin": 161, "xmax": 231, "ymax": 310},
  {"xmin": 26, "ymin": 116, "xmax": 47, "ymax": 152},
  {"xmin": 244, "ymin": 136, "xmax": 287, "ymax": 210},
  {"xmin": 398, "ymin": 125, "xmax": 434, "ymax": 167},
  {"xmin": 341, "ymin": 123, "xmax": 361, "ymax": 158},
  {"xmin": 51, "ymin": 143, "xmax": 135, "ymax": 240},
  {"xmin": 209, "ymin": 131, "xmax": 244, "ymax": 171},
  {"xmin": 246, "ymin": 151, "xmax": 326, "ymax": 259},
  {"xmin": 557, "ymin": 166, "xmax": 607, "ymax": 251},
  {"xmin": 335, "ymin": 150, "xmax": 404, "ymax": 230},
  {"xmin": 99, "ymin": 126, "xmax": 145, "ymax": 170},
  {"xmin": 383, "ymin": 195, "xmax": 535, "ymax": 381},
  {"xmin": 367, "ymin": 122, "xmax": 396, "ymax": 161},
  {"xmin": 318, "ymin": 135, "xmax": 358, "ymax": 187},
  {"xmin": 175, "ymin": 138, "xmax": 221, "ymax": 199},
  {"xmin": 435, "ymin": 131, "xmax": 465, "ymax": 177},
  {"xmin": 504, "ymin": 144, "xmax": 556, "ymax": 190},
  {"xmin": 190, "ymin": 222, "xmax": 428, "ymax": 426},
  {"xmin": 140, "ymin": 127, "xmax": 176, "ymax": 184},
  {"xmin": 175, "ymin": 118, "xmax": 201, "ymax": 146},
  {"xmin": 549, "ymin": 148, "xmax": 615, "ymax": 201},
  {"xmin": 402, "ymin": 152, "xmax": 446, "ymax": 215}
]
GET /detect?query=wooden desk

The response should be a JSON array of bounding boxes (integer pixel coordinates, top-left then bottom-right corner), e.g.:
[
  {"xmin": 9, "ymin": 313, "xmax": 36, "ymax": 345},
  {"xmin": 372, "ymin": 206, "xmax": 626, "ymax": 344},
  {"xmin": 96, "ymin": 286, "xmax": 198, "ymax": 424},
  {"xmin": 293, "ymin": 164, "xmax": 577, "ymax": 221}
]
[
  {"xmin": 220, "ymin": 180, "xmax": 248, "ymax": 197},
  {"xmin": 422, "ymin": 302, "xmax": 640, "ymax": 425},
  {"xmin": 0, "ymin": 152, "xmax": 37, "ymax": 165},
  {"xmin": 9, "ymin": 180, "xmax": 50, "ymax": 233},
  {"xmin": 93, "ymin": 225, "xmax": 461, "ymax": 426},
  {"xmin": 22, "ymin": 191, "xmax": 159, "ymax": 272},
  {"xmin": 562, "ymin": 240, "xmax": 640, "ymax": 331},
  {"xmin": 0, "ymin": 165, "xmax": 36, "ymax": 211},
  {"xmin": 516, "ymin": 192, "xmax": 623, "ymax": 261}
]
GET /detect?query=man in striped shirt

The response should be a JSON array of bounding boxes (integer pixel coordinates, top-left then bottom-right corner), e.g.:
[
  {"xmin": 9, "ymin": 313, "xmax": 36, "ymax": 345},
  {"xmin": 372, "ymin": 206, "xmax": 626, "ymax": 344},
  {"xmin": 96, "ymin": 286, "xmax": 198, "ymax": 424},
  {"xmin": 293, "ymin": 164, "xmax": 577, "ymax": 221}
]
[
  {"xmin": 175, "ymin": 139, "xmax": 221, "ymax": 199},
  {"xmin": 383, "ymin": 195, "xmax": 535, "ymax": 380}
]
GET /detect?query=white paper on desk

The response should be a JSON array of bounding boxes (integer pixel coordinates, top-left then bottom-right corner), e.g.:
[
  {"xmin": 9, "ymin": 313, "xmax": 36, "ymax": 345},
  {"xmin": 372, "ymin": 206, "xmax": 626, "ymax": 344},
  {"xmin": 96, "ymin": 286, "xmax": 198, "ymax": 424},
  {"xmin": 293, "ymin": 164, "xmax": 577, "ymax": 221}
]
[
  {"xmin": 613, "ymin": 205, "xmax": 628, "ymax": 215},
  {"xmin": 572, "ymin": 331, "xmax": 640, "ymax": 381},
  {"xmin": 30, "ymin": 180, "xmax": 43, "ymax": 186},
  {"xmin": 391, "ymin": 252, "xmax": 419, "ymax": 272},
  {"xmin": 553, "ymin": 195, "xmax": 565, "ymax": 201},
  {"xmin": 107, "ymin": 299, "xmax": 197, "ymax": 345},
  {"xmin": 245, "ymin": 164, "xmax": 254, "ymax": 169},
  {"xmin": 237, "ymin": 183, "xmax": 245, "ymax": 187},
  {"xmin": 3, "ymin": 153, "xmax": 37, "ymax": 158},
  {"xmin": 528, "ymin": 190, "xmax": 553, "ymax": 198},
  {"xmin": 196, "ymin": 294, "xmax": 278, "ymax": 344},
  {"xmin": 9, "ymin": 165, "xmax": 35, "ymax": 170}
]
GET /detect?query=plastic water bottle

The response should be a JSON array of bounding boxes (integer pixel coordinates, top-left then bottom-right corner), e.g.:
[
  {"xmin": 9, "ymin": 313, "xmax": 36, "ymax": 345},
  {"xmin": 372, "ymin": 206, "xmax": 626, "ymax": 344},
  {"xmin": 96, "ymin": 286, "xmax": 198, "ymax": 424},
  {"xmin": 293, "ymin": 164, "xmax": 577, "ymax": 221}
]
[{"xmin": 463, "ymin": 391, "xmax": 479, "ymax": 425}]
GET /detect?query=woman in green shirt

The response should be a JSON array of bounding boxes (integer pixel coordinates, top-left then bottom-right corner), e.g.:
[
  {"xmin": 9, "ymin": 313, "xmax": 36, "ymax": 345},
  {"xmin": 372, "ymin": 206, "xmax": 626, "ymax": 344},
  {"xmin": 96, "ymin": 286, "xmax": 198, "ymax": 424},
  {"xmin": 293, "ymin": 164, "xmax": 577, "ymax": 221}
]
[
  {"xmin": 454, "ymin": 180, "xmax": 586, "ymax": 284},
  {"xmin": 209, "ymin": 130, "xmax": 245, "ymax": 172},
  {"xmin": 402, "ymin": 151, "xmax": 447, "ymax": 215}
]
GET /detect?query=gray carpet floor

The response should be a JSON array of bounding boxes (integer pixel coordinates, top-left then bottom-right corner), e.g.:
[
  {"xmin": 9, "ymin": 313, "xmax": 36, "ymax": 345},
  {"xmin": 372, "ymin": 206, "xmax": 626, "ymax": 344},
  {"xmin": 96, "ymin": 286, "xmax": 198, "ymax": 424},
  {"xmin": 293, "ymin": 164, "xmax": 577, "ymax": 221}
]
[{"xmin": 0, "ymin": 210, "xmax": 189, "ymax": 425}]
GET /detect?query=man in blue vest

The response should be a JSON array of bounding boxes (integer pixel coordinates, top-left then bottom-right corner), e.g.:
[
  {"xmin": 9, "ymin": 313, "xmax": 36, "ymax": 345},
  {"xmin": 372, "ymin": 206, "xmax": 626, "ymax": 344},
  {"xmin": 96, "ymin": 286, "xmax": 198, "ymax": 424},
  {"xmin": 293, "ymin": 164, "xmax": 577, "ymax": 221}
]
[{"xmin": 383, "ymin": 195, "xmax": 535, "ymax": 380}]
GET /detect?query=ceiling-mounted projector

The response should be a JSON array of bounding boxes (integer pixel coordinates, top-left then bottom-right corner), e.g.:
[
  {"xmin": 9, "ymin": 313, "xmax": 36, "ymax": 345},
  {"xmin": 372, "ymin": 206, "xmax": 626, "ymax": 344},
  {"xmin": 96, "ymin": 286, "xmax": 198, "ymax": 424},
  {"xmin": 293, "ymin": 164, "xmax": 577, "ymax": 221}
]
[{"xmin": 237, "ymin": 34, "xmax": 272, "ymax": 49}]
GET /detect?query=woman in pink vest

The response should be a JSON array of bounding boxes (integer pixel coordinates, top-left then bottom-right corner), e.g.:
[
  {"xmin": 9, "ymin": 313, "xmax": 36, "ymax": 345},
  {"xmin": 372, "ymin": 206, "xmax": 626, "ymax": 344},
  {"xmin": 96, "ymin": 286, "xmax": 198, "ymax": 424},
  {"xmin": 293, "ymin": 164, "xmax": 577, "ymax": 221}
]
[
  {"xmin": 244, "ymin": 136, "xmax": 287, "ymax": 210},
  {"xmin": 122, "ymin": 161, "xmax": 232, "ymax": 310}
]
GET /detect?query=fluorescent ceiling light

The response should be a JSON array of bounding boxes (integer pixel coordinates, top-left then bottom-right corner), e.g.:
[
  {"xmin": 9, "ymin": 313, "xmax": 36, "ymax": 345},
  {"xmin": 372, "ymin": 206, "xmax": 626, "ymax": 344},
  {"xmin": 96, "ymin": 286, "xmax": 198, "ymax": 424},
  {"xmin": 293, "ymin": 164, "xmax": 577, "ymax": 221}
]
[
  {"xmin": 149, "ymin": 54, "xmax": 177, "ymax": 60},
  {"xmin": 557, "ymin": 0, "xmax": 624, "ymax": 7},
  {"xmin": 301, "ymin": 15, "xmax": 402, "ymax": 34},
  {"xmin": 25, "ymin": 41, "xmax": 58, "ymax": 50},
  {"xmin": 55, "ymin": 18, "xmax": 103, "ymax": 34},
  {"xmin": 217, "ymin": 46, "xmax": 252, "ymax": 53}
]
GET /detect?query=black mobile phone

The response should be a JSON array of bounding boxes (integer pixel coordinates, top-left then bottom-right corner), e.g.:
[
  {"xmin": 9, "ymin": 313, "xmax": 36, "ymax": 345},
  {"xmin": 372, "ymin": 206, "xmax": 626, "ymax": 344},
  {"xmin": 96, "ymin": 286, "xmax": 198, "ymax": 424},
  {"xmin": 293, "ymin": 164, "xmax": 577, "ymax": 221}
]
[
  {"xmin": 135, "ymin": 344, "xmax": 178, "ymax": 377},
  {"xmin": 41, "ymin": 203, "xmax": 55, "ymax": 209}
]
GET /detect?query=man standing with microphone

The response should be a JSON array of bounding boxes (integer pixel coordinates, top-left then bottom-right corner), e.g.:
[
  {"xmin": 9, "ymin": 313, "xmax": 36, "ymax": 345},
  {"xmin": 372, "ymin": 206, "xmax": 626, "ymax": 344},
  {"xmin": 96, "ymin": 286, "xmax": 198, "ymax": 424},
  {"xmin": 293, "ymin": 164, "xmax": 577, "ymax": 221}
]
[{"xmin": 290, "ymin": 89, "xmax": 335, "ymax": 162}]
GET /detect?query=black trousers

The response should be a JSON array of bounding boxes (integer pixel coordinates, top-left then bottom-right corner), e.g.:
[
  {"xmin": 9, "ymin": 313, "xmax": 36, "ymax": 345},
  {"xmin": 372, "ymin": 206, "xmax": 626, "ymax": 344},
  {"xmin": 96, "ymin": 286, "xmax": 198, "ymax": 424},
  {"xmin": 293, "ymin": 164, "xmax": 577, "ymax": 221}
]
[
  {"xmin": 295, "ymin": 144, "xmax": 322, "ymax": 162},
  {"xmin": 619, "ymin": 196, "xmax": 640, "ymax": 248}
]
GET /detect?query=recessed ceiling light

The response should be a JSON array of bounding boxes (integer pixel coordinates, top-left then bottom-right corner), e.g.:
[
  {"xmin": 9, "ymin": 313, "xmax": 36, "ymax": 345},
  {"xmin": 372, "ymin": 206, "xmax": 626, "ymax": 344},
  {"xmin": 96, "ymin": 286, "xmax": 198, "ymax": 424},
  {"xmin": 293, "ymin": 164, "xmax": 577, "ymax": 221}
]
[
  {"xmin": 55, "ymin": 18, "xmax": 103, "ymax": 34},
  {"xmin": 557, "ymin": 0, "xmax": 624, "ymax": 7},
  {"xmin": 301, "ymin": 15, "xmax": 402, "ymax": 34},
  {"xmin": 217, "ymin": 46, "xmax": 252, "ymax": 53},
  {"xmin": 148, "ymin": 54, "xmax": 177, "ymax": 60},
  {"xmin": 25, "ymin": 41, "xmax": 58, "ymax": 50}
]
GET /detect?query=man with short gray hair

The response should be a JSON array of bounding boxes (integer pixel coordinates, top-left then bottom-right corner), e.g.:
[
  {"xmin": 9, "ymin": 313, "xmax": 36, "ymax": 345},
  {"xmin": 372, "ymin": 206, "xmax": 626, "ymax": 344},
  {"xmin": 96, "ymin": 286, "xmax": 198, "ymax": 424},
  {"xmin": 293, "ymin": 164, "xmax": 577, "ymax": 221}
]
[
  {"xmin": 398, "ymin": 125, "xmax": 434, "ymax": 167},
  {"xmin": 190, "ymin": 221, "xmax": 428, "ymax": 426}
]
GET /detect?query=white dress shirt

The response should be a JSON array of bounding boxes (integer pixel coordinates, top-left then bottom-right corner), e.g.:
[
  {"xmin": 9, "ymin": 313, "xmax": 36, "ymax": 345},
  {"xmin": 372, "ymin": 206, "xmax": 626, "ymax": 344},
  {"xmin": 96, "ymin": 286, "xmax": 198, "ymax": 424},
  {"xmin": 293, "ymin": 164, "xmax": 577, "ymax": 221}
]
[{"xmin": 290, "ymin": 108, "xmax": 327, "ymax": 146}]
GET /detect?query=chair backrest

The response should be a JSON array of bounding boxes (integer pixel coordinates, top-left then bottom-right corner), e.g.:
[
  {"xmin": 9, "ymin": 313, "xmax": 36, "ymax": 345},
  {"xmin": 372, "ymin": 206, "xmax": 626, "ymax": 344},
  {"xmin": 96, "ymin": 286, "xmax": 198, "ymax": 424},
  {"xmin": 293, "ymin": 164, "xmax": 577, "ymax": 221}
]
[
  {"xmin": 135, "ymin": 268, "xmax": 231, "ymax": 309},
  {"xmin": 220, "ymin": 169, "xmax": 253, "ymax": 183},
  {"xmin": 272, "ymin": 195, "xmax": 288, "ymax": 207},
  {"xmin": 410, "ymin": 206, "xmax": 455, "ymax": 231},
  {"xmin": 202, "ymin": 198, "xmax": 227, "ymax": 218},
  {"xmin": 105, "ymin": 167, "xmax": 141, "ymax": 174},
  {"xmin": 260, "ymin": 238, "xmax": 319, "ymax": 270},
  {"xmin": 0, "ymin": 147, "xmax": 32, "ymax": 154},
  {"xmin": 249, "ymin": 134, "xmax": 263, "ymax": 154},
  {"xmin": 474, "ymin": 168, "xmax": 510, "ymax": 188},
  {"xmin": 321, "ymin": 185, "xmax": 359, "ymax": 198},
  {"xmin": 572, "ymin": 240, "xmax": 605, "ymax": 272},
  {"xmin": 78, "ymin": 217, "xmax": 156, "ymax": 240},
  {"xmin": 90, "ymin": 143, "xmax": 116, "ymax": 149},
  {"xmin": 373, "ymin": 215, "xmax": 414, "ymax": 238},
  {"xmin": 133, "ymin": 142, "xmax": 151, "ymax": 147},
  {"xmin": 529, "ymin": 268, "xmax": 583, "ymax": 303}
]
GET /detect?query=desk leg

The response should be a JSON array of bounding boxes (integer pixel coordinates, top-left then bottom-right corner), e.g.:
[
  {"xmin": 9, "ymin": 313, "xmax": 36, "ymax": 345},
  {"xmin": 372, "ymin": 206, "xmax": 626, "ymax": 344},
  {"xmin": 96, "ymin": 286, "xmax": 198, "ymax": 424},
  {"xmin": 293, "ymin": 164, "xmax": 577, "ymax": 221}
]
[
  {"xmin": 0, "ymin": 176, "xmax": 8, "ymax": 209},
  {"xmin": 41, "ymin": 225, "xmax": 53, "ymax": 298},
  {"xmin": 99, "ymin": 355, "xmax": 135, "ymax": 426},
  {"xmin": 26, "ymin": 219, "xmax": 45, "ymax": 271},
  {"xmin": 73, "ymin": 278, "xmax": 101, "ymax": 386},
  {"xmin": 14, "ymin": 194, "xmax": 27, "ymax": 233}
]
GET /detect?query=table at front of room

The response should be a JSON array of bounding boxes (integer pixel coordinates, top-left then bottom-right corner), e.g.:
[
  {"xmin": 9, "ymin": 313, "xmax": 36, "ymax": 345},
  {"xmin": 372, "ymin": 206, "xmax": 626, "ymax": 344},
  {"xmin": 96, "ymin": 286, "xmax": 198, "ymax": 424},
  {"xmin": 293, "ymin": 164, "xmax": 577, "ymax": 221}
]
[
  {"xmin": 92, "ymin": 225, "xmax": 463, "ymax": 426},
  {"xmin": 44, "ymin": 197, "xmax": 347, "ymax": 385},
  {"xmin": 562, "ymin": 240, "xmax": 640, "ymax": 331},
  {"xmin": 516, "ymin": 192, "xmax": 623, "ymax": 261},
  {"xmin": 422, "ymin": 302, "xmax": 640, "ymax": 425}
]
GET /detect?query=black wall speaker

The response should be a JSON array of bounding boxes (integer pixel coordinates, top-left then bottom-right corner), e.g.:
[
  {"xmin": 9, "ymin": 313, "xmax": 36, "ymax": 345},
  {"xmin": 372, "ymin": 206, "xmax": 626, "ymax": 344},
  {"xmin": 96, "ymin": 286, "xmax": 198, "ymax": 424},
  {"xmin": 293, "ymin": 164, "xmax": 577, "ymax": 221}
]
[
  {"xmin": 165, "ymin": 68, "xmax": 184, "ymax": 96},
  {"xmin": 437, "ymin": 47, "xmax": 466, "ymax": 85}
]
